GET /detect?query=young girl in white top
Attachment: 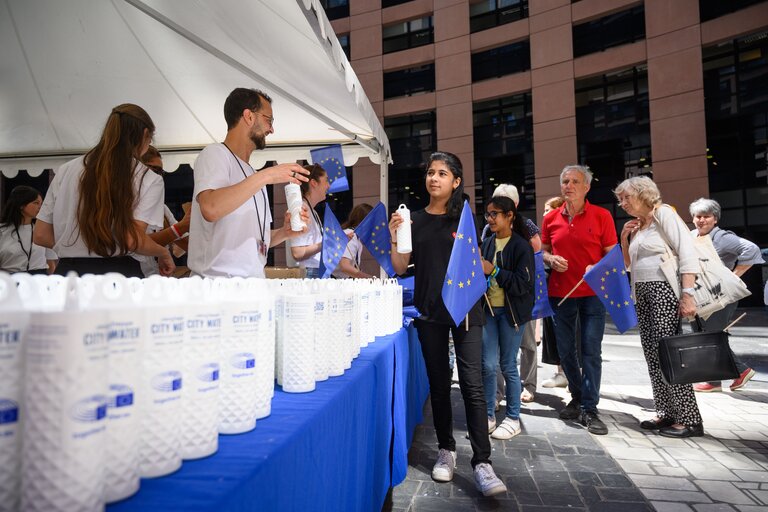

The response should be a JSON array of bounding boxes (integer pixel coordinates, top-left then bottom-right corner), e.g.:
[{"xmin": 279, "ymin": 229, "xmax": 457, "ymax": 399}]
[
  {"xmin": 290, "ymin": 163, "xmax": 329, "ymax": 278},
  {"xmin": 0, "ymin": 186, "xmax": 50, "ymax": 274}
]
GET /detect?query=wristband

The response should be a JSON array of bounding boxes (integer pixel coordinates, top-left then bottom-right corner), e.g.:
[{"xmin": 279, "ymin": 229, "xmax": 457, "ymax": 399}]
[
  {"xmin": 391, "ymin": 240, "xmax": 397, "ymax": 245},
  {"xmin": 170, "ymin": 223, "xmax": 182, "ymax": 239},
  {"xmin": 490, "ymin": 266, "xmax": 499, "ymax": 278},
  {"xmin": 681, "ymin": 287, "xmax": 695, "ymax": 296}
]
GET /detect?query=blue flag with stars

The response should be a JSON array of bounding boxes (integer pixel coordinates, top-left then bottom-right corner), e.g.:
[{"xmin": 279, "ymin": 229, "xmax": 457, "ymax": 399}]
[
  {"xmin": 355, "ymin": 201, "xmax": 395, "ymax": 277},
  {"xmin": 310, "ymin": 144, "xmax": 349, "ymax": 193},
  {"xmin": 319, "ymin": 203, "xmax": 350, "ymax": 279},
  {"xmin": 583, "ymin": 245, "xmax": 637, "ymax": 334},
  {"xmin": 531, "ymin": 251, "xmax": 554, "ymax": 320},
  {"xmin": 441, "ymin": 200, "xmax": 486, "ymax": 327},
  {"xmin": 355, "ymin": 202, "xmax": 396, "ymax": 277}
]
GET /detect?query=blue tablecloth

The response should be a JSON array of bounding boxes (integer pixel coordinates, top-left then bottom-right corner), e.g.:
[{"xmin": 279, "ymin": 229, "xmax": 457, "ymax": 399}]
[{"xmin": 109, "ymin": 325, "xmax": 429, "ymax": 512}]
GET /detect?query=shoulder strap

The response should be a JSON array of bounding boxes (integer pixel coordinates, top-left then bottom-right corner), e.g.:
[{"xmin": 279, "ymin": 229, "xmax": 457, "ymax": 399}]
[{"xmin": 652, "ymin": 205, "xmax": 677, "ymax": 257}]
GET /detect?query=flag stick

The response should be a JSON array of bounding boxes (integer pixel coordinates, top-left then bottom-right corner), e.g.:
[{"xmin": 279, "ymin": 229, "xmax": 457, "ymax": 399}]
[
  {"xmin": 483, "ymin": 293, "xmax": 495, "ymax": 316},
  {"xmin": 465, "ymin": 314, "xmax": 469, "ymax": 331},
  {"xmin": 724, "ymin": 312, "xmax": 747, "ymax": 332},
  {"xmin": 557, "ymin": 278, "xmax": 584, "ymax": 306}
]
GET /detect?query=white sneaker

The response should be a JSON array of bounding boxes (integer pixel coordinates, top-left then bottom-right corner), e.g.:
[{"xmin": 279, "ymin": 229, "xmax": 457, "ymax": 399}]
[
  {"xmin": 488, "ymin": 416, "xmax": 497, "ymax": 434},
  {"xmin": 542, "ymin": 373, "xmax": 568, "ymax": 388},
  {"xmin": 432, "ymin": 449, "xmax": 456, "ymax": 482},
  {"xmin": 491, "ymin": 418, "xmax": 521, "ymax": 440},
  {"xmin": 474, "ymin": 462, "xmax": 507, "ymax": 496}
]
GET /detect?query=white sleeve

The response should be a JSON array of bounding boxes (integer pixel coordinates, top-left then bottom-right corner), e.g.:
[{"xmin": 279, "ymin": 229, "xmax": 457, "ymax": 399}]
[
  {"xmin": 134, "ymin": 169, "xmax": 165, "ymax": 229},
  {"xmin": 193, "ymin": 145, "xmax": 233, "ymax": 199},
  {"xmin": 658, "ymin": 205, "xmax": 698, "ymax": 274},
  {"xmin": 37, "ymin": 166, "xmax": 65, "ymax": 224}
]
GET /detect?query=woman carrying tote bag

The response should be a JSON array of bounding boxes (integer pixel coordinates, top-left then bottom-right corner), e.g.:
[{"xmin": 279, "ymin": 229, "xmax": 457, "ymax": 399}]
[{"xmin": 615, "ymin": 176, "xmax": 704, "ymax": 439}]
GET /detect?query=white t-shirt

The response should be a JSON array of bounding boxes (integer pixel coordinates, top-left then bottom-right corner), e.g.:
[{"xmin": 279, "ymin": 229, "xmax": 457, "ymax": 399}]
[
  {"xmin": 291, "ymin": 198, "xmax": 323, "ymax": 269},
  {"xmin": 0, "ymin": 224, "xmax": 48, "ymax": 272},
  {"xmin": 188, "ymin": 143, "xmax": 273, "ymax": 278},
  {"xmin": 139, "ymin": 205, "xmax": 179, "ymax": 277},
  {"xmin": 37, "ymin": 156, "xmax": 165, "ymax": 258},
  {"xmin": 332, "ymin": 229, "xmax": 364, "ymax": 278}
]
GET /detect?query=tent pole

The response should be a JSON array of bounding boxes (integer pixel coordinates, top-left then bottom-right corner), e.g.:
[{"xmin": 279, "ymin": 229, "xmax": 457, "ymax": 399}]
[{"xmin": 380, "ymin": 150, "xmax": 389, "ymax": 280}]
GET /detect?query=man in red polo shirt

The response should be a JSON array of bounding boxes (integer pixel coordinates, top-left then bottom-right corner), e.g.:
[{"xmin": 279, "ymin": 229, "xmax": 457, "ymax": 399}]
[{"xmin": 541, "ymin": 165, "xmax": 617, "ymax": 435}]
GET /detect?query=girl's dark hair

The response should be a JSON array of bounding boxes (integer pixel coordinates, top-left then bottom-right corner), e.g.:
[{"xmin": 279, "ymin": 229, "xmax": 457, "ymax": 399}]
[
  {"xmin": 0, "ymin": 186, "xmax": 41, "ymax": 230},
  {"xmin": 79, "ymin": 103, "xmax": 154, "ymax": 257},
  {"xmin": 426, "ymin": 151, "xmax": 464, "ymax": 219},
  {"xmin": 300, "ymin": 163, "xmax": 327, "ymax": 197},
  {"xmin": 343, "ymin": 203, "xmax": 373, "ymax": 230},
  {"xmin": 488, "ymin": 196, "xmax": 528, "ymax": 239}
]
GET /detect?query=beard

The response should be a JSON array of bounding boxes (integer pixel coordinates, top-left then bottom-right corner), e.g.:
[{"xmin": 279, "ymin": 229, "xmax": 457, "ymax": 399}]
[{"xmin": 250, "ymin": 128, "xmax": 266, "ymax": 150}]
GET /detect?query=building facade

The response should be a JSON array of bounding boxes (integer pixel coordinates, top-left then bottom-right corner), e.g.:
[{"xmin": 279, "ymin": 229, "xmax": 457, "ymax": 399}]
[{"xmin": 317, "ymin": 0, "xmax": 768, "ymax": 296}]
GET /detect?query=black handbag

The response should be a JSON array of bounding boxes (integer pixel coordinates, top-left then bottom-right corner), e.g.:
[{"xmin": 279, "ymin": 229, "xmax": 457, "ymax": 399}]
[
  {"xmin": 658, "ymin": 317, "xmax": 739, "ymax": 385},
  {"xmin": 540, "ymin": 316, "xmax": 559, "ymax": 365}
]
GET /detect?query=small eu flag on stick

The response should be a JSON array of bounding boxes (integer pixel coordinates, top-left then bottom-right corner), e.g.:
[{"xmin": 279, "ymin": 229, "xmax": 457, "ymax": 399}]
[
  {"xmin": 310, "ymin": 144, "xmax": 349, "ymax": 193},
  {"xmin": 531, "ymin": 251, "xmax": 555, "ymax": 320},
  {"xmin": 355, "ymin": 202, "xmax": 396, "ymax": 277},
  {"xmin": 441, "ymin": 201, "xmax": 486, "ymax": 327},
  {"xmin": 583, "ymin": 245, "xmax": 638, "ymax": 334},
  {"xmin": 319, "ymin": 203, "xmax": 349, "ymax": 279}
]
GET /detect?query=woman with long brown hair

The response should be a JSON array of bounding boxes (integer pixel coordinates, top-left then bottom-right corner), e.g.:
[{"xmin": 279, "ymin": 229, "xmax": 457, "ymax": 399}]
[{"xmin": 34, "ymin": 104, "xmax": 174, "ymax": 276}]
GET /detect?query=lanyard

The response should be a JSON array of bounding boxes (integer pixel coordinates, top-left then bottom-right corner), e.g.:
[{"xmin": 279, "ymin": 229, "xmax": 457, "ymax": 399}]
[
  {"xmin": 14, "ymin": 224, "xmax": 33, "ymax": 271},
  {"xmin": 222, "ymin": 143, "xmax": 268, "ymax": 244},
  {"xmin": 303, "ymin": 197, "xmax": 323, "ymax": 235}
]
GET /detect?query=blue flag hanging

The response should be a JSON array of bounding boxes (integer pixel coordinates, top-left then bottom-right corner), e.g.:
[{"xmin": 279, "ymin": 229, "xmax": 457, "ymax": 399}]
[
  {"xmin": 531, "ymin": 251, "xmax": 555, "ymax": 320},
  {"xmin": 583, "ymin": 245, "xmax": 638, "ymax": 334},
  {"xmin": 355, "ymin": 202, "xmax": 396, "ymax": 277},
  {"xmin": 441, "ymin": 201, "xmax": 486, "ymax": 327},
  {"xmin": 310, "ymin": 144, "xmax": 349, "ymax": 193},
  {"xmin": 319, "ymin": 203, "xmax": 350, "ymax": 279}
]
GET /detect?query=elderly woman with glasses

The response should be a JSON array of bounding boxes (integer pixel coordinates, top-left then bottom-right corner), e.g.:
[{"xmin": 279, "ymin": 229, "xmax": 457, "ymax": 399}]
[
  {"xmin": 615, "ymin": 176, "xmax": 704, "ymax": 438},
  {"xmin": 688, "ymin": 198, "xmax": 764, "ymax": 393}
]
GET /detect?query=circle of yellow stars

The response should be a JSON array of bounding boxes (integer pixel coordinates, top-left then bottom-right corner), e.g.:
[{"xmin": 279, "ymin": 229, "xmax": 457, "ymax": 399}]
[
  {"xmin": 369, "ymin": 220, "xmax": 392, "ymax": 256},
  {"xmin": 323, "ymin": 225, "xmax": 345, "ymax": 266},
  {"xmin": 599, "ymin": 268, "xmax": 633, "ymax": 308},
  {"xmin": 444, "ymin": 233, "xmax": 479, "ymax": 289},
  {"xmin": 320, "ymin": 156, "xmax": 345, "ymax": 182}
]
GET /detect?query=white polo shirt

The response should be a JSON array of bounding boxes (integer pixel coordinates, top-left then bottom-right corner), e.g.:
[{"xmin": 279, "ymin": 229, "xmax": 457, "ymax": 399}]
[
  {"xmin": 188, "ymin": 143, "xmax": 272, "ymax": 278},
  {"xmin": 38, "ymin": 156, "xmax": 164, "ymax": 258}
]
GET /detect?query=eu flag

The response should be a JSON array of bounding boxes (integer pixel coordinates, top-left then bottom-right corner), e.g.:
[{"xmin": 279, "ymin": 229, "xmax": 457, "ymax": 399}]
[
  {"xmin": 310, "ymin": 144, "xmax": 349, "ymax": 193},
  {"xmin": 531, "ymin": 251, "xmax": 554, "ymax": 320},
  {"xmin": 583, "ymin": 245, "xmax": 638, "ymax": 334},
  {"xmin": 441, "ymin": 201, "xmax": 486, "ymax": 327},
  {"xmin": 355, "ymin": 202, "xmax": 396, "ymax": 277},
  {"xmin": 319, "ymin": 204, "xmax": 349, "ymax": 279}
]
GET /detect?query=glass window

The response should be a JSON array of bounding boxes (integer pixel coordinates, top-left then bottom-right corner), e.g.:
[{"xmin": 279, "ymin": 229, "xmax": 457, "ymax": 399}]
[
  {"xmin": 473, "ymin": 94, "xmax": 535, "ymax": 218},
  {"xmin": 703, "ymin": 31, "xmax": 768, "ymax": 258},
  {"xmin": 383, "ymin": 64, "xmax": 435, "ymax": 99},
  {"xmin": 382, "ymin": 0, "xmax": 413, "ymax": 8},
  {"xmin": 470, "ymin": 0, "xmax": 528, "ymax": 33},
  {"xmin": 699, "ymin": 0, "xmax": 765, "ymax": 23},
  {"xmin": 383, "ymin": 16, "xmax": 433, "ymax": 54},
  {"xmin": 471, "ymin": 40, "xmax": 531, "ymax": 81},
  {"xmin": 338, "ymin": 34, "xmax": 350, "ymax": 60},
  {"xmin": 572, "ymin": 6, "xmax": 645, "ymax": 58},
  {"xmin": 575, "ymin": 66, "xmax": 651, "ymax": 228},
  {"xmin": 319, "ymin": 0, "xmax": 349, "ymax": 20},
  {"xmin": 385, "ymin": 112, "xmax": 437, "ymax": 210}
]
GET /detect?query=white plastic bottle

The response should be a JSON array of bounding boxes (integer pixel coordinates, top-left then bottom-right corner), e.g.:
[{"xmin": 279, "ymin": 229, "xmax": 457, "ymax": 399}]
[
  {"xmin": 396, "ymin": 204, "xmax": 412, "ymax": 253},
  {"xmin": 284, "ymin": 183, "xmax": 307, "ymax": 231}
]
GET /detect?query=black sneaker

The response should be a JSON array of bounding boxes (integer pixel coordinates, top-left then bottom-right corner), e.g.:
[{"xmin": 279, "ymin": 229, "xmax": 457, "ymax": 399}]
[
  {"xmin": 559, "ymin": 399, "xmax": 581, "ymax": 420},
  {"xmin": 581, "ymin": 411, "xmax": 608, "ymax": 435}
]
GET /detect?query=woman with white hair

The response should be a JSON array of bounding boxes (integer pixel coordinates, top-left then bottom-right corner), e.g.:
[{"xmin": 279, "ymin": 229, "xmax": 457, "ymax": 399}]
[
  {"xmin": 616, "ymin": 176, "xmax": 703, "ymax": 438},
  {"xmin": 688, "ymin": 197, "xmax": 763, "ymax": 393},
  {"xmin": 482, "ymin": 184, "xmax": 541, "ymax": 404}
]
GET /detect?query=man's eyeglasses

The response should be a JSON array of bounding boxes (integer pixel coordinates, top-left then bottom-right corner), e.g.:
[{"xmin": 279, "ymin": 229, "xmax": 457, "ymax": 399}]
[
  {"xmin": 484, "ymin": 210, "xmax": 505, "ymax": 220},
  {"xmin": 252, "ymin": 110, "xmax": 274, "ymax": 128}
]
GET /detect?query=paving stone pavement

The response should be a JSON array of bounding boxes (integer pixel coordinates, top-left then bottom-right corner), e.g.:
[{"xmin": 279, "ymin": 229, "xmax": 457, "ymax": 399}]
[{"xmin": 383, "ymin": 308, "xmax": 768, "ymax": 512}]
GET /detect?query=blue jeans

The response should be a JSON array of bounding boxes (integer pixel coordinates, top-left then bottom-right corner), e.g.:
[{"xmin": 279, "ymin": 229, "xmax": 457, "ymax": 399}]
[
  {"xmin": 550, "ymin": 295, "xmax": 606, "ymax": 413},
  {"xmin": 482, "ymin": 307, "xmax": 525, "ymax": 420}
]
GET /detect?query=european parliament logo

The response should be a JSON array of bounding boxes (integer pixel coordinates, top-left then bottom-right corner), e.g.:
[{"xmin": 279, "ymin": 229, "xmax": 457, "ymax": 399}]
[{"xmin": 310, "ymin": 144, "xmax": 349, "ymax": 193}]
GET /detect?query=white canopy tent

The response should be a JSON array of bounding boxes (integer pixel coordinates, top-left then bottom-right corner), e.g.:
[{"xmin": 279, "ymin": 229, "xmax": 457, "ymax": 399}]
[{"xmin": 0, "ymin": 0, "xmax": 390, "ymax": 201}]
